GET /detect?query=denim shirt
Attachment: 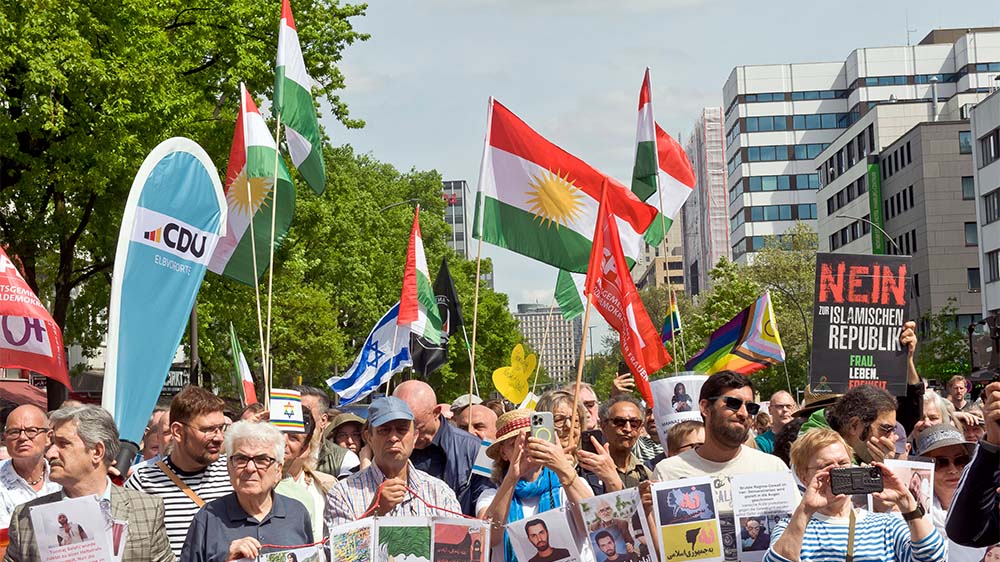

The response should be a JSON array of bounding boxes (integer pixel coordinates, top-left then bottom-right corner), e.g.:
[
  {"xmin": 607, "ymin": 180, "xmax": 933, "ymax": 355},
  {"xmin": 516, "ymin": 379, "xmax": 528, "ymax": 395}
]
[{"xmin": 409, "ymin": 417, "xmax": 497, "ymax": 516}]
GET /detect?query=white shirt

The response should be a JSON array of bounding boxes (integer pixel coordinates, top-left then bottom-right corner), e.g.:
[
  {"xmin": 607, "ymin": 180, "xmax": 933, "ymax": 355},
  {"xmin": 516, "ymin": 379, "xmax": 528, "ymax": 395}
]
[{"xmin": 0, "ymin": 459, "xmax": 62, "ymax": 529}]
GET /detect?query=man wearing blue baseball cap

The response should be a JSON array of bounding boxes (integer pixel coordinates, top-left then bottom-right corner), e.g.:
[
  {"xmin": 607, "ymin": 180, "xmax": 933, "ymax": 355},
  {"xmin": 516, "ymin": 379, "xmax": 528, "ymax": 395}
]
[{"xmin": 323, "ymin": 397, "xmax": 461, "ymax": 528}]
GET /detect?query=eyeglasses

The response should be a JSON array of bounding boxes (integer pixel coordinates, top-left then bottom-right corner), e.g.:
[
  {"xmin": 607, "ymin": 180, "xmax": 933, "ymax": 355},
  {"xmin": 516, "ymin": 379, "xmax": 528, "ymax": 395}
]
[
  {"xmin": 609, "ymin": 417, "xmax": 643, "ymax": 429},
  {"xmin": 771, "ymin": 403, "xmax": 796, "ymax": 411},
  {"xmin": 874, "ymin": 423, "xmax": 896, "ymax": 437},
  {"xmin": 709, "ymin": 396, "xmax": 760, "ymax": 416},
  {"xmin": 553, "ymin": 415, "xmax": 577, "ymax": 428},
  {"xmin": 933, "ymin": 455, "xmax": 971, "ymax": 470},
  {"xmin": 334, "ymin": 430, "xmax": 362, "ymax": 442},
  {"xmin": 184, "ymin": 423, "xmax": 230, "ymax": 437},
  {"xmin": 674, "ymin": 441, "xmax": 702, "ymax": 453},
  {"xmin": 3, "ymin": 427, "xmax": 48, "ymax": 440},
  {"xmin": 229, "ymin": 454, "xmax": 277, "ymax": 470}
]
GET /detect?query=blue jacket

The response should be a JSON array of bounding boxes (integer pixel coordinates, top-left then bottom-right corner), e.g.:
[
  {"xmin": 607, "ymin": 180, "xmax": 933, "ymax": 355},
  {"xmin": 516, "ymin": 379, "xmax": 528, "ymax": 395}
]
[{"xmin": 410, "ymin": 416, "xmax": 496, "ymax": 516}]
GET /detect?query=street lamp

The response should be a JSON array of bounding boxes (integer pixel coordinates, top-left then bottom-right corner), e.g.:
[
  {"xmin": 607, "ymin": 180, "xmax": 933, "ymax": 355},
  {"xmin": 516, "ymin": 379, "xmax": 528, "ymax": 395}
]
[
  {"xmin": 835, "ymin": 213, "xmax": 903, "ymax": 254},
  {"xmin": 378, "ymin": 198, "xmax": 421, "ymax": 213}
]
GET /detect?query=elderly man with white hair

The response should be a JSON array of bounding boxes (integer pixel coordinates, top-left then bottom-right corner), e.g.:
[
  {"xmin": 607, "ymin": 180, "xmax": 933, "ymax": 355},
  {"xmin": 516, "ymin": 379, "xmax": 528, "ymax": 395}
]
[{"xmin": 180, "ymin": 421, "xmax": 312, "ymax": 562}]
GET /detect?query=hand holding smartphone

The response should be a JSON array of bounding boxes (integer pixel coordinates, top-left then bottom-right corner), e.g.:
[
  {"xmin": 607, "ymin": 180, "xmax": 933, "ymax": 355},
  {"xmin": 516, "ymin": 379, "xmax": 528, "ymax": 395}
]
[{"xmin": 530, "ymin": 412, "xmax": 557, "ymax": 445}]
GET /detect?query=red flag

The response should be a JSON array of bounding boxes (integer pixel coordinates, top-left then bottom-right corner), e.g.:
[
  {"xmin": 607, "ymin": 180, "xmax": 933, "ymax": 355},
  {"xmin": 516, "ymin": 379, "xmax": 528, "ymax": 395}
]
[
  {"xmin": 0, "ymin": 248, "xmax": 70, "ymax": 389},
  {"xmin": 585, "ymin": 183, "xmax": 670, "ymax": 406}
]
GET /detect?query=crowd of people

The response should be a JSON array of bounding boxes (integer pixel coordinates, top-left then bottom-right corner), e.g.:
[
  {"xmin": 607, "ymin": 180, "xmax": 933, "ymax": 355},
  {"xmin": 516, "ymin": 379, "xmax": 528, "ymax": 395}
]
[{"xmin": 0, "ymin": 323, "xmax": 999, "ymax": 561}]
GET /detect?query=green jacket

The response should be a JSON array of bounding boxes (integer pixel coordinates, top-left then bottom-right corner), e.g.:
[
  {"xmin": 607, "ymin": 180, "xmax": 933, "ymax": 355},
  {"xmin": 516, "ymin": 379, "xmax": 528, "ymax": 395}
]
[{"xmin": 798, "ymin": 408, "xmax": 830, "ymax": 435}]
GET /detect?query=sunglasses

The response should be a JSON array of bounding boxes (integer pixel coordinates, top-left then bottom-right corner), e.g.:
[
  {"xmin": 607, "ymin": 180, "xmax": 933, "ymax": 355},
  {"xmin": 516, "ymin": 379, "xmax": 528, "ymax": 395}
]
[
  {"xmin": 609, "ymin": 417, "xmax": 643, "ymax": 429},
  {"xmin": 709, "ymin": 396, "xmax": 760, "ymax": 416},
  {"xmin": 933, "ymin": 455, "xmax": 971, "ymax": 470}
]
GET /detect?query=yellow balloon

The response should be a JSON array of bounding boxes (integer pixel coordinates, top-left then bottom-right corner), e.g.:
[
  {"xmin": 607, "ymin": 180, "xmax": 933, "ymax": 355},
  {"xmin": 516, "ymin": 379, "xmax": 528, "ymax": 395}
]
[{"xmin": 492, "ymin": 343, "xmax": 537, "ymax": 404}]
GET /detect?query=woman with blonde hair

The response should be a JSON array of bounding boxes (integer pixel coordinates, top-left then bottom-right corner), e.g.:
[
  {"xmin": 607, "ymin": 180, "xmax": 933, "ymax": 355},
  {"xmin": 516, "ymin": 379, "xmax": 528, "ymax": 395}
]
[{"xmin": 763, "ymin": 428, "xmax": 945, "ymax": 562}]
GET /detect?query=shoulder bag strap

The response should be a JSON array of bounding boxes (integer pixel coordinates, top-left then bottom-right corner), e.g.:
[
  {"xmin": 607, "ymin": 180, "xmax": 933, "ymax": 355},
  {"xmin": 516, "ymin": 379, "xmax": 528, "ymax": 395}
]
[
  {"xmin": 845, "ymin": 508, "xmax": 856, "ymax": 562},
  {"xmin": 155, "ymin": 460, "xmax": 205, "ymax": 507}
]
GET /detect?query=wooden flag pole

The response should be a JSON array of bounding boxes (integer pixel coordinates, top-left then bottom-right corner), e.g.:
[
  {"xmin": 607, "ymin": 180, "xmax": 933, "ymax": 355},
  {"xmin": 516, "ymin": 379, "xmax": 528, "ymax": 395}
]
[
  {"xmin": 239, "ymin": 85, "xmax": 268, "ymax": 386},
  {"xmin": 467, "ymin": 235, "xmax": 483, "ymax": 432},
  {"xmin": 263, "ymin": 112, "xmax": 284, "ymax": 388},
  {"xmin": 568, "ymin": 295, "xmax": 593, "ymax": 443},
  {"xmin": 653, "ymin": 148, "xmax": 680, "ymax": 375}
]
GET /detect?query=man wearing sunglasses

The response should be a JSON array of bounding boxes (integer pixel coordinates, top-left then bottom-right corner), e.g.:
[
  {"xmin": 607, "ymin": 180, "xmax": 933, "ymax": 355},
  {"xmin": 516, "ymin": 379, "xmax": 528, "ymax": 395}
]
[
  {"xmin": 653, "ymin": 371, "xmax": 789, "ymax": 561},
  {"xmin": 578, "ymin": 395, "xmax": 651, "ymax": 495},
  {"xmin": 911, "ymin": 424, "xmax": 982, "ymax": 562}
]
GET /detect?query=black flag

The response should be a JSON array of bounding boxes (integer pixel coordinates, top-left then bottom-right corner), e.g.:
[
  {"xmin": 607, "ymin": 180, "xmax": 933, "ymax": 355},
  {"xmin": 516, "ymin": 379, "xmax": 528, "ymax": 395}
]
[{"xmin": 411, "ymin": 258, "xmax": 464, "ymax": 375}]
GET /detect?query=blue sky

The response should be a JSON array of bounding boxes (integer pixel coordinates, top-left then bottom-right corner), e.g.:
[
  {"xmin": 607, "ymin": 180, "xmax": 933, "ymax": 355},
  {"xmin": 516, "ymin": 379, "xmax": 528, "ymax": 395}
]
[{"xmin": 321, "ymin": 0, "xmax": 999, "ymax": 352}]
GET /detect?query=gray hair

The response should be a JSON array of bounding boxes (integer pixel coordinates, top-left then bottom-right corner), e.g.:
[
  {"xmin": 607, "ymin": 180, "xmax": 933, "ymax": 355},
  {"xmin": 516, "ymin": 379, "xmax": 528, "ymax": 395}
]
[
  {"xmin": 49, "ymin": 405, "xmax": 120, "ymax": 466},
  {"xmin": 598, "ymin": 395, "xmax": 644, "ymax": 424},
  {"xmin": 924, "ymin": 390, "xmax": 955, "ymax": 427},
  {"xmin": 223, "ymin": 421, "xmax": 285, "ymax": 464}
]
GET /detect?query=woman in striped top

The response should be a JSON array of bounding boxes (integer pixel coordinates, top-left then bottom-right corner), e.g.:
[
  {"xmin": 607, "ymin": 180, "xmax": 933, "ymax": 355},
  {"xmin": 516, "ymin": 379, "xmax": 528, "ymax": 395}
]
[{"xmin": 764, "ymin": 428, "xmax": 945, "ymax": 562}]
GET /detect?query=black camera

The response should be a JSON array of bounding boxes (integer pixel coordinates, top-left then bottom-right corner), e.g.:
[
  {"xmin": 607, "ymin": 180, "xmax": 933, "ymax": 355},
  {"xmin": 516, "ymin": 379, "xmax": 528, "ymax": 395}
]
[{"xmin": 830, "ymin": 466, "xmax": 884, "ymax": 495}]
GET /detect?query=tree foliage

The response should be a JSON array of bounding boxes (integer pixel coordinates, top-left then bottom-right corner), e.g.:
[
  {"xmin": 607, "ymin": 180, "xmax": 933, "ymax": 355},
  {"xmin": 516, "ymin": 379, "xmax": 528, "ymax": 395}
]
[
  {"xmin": 0, "ymin": 0, "xmax": 367, "ymax": 351},
  {"xmin": 915, "ymin": 298, "xmax": 969, "ymax": 382}
]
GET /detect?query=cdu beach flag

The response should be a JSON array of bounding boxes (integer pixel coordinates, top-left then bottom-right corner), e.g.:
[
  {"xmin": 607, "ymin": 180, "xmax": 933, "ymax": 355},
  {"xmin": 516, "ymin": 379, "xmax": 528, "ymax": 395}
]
[
  {"xmin": 102, "ymin": 138, "xmax": 227, "ymax": 444},
  {"xmin": 326, "ymin": 302, "xmax": 412, "ymax": 404}
]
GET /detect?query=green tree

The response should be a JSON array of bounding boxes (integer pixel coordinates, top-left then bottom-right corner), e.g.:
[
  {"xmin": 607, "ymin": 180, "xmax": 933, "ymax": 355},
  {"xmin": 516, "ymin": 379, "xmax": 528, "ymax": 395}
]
[
  {"xmin": 0, "ymin": 0, "xmax": 367, "ymax": 354},
  {"xmin": 915, "ymin": 298, "xmax": 969, "ymax": 382}
]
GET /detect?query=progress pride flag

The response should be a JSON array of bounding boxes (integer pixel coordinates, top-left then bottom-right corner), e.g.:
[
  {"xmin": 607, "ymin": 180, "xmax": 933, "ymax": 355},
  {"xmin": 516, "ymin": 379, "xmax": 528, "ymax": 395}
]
[{"xmin": 0, "ymin": 248, "xmax": 69, "ymax": 389}]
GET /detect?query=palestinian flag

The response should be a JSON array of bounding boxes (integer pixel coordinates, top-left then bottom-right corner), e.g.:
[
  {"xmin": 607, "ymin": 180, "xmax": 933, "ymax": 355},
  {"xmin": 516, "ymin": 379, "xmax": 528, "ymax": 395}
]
[
  {"xmin": 630, "ymin": 69, "xmax": 696, "ymax": 237},
  {"xmin": 398, "ymin": 207, "xmax": 443, "ymax": 344},
  {"xmin": 276, "ymin": 0, "xmax": 325, "ymax": 194},
  {"xmin": 473, "ymin": 99, "xmax": 661, "ymax": 274},
  {"xmin": 208, "ymin": 84, "xmax": 295, "ymax": 285}
]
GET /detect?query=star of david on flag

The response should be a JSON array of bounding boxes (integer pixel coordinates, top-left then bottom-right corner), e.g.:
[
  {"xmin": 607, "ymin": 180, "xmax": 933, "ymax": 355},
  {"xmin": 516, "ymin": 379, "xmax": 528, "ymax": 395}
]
[{"xmin": 326, "ymin": 302, "xmax": 412, "ymax": 405}]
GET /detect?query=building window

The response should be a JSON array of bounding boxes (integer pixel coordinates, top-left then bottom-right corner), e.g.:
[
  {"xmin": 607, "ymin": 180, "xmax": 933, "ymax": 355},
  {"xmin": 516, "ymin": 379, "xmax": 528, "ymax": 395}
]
[
  {"xmin": 965, "ymin": 222, "xmax": 978, "ymax": 246},
  {"xmin": 959, "ymin": 131, "xmax": 972, "ymax": 154},
  {"xmin": 913, "ymin": 273, "xmax": 920, "ymax": 297},
  {"xmin": 987, "ymin": 250, "xmax": 1000, "ymax": 284},
  {"xmin": 962, "ymin": 176, "xmax": 976, "ymax": 200},
  {"xmin": 969, "ymin": 268, "xmax": 982, "ymax": 292},
  {"xmin": 981, "ymin": 128, "xmax": 1000, "ymax": 167},
  {"xmin": 985, "ymin": 189, "xmax": 1000, "ymax": 225}
]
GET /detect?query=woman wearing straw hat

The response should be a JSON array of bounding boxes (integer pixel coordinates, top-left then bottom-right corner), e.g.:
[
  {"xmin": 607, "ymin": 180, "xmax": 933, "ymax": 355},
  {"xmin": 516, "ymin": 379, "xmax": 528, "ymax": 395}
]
[{"xmin": 477, "ymin": 409, "xmax": 594, "ymax": 562}]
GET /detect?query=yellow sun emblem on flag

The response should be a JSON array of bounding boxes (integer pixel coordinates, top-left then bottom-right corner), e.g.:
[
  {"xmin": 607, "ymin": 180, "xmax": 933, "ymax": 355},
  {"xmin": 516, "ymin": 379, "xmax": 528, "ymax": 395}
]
[
  {"xmin": 227, "ymin": 168, "xmax": 272, "ymax": 216},
  {"xmin": 525, "ymin": 169, "xmax": 584, "ymax": 229}
]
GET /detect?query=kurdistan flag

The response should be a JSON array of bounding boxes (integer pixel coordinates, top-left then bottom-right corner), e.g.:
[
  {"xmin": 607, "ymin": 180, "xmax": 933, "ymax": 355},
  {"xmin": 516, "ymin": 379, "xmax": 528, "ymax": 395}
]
[
  {"xmin": 208, "ymin": 84, "xmax": 295, "ymax": 285},
  {"xmin": 554, "ymin": 269, "xmax": 587, "ymax": 320},
  {"xmin": 276, "ymin": 0, "xmax": 325, "ymax": 194},
  {"xmin": 473, "ymin": 99, "xmax": 662, "ymax": 274},
  {"xmin": 398, "ymin": 206, "xmax": 443, "ymax": 344},
  {"xmin": 631, "ymin": 68, "xmax": 696, "ymax": 234}
]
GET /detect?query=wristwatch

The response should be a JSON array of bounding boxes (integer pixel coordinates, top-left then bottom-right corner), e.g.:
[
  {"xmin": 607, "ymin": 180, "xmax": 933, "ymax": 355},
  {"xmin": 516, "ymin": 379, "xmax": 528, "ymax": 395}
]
[{"xmin": 902, "ymin": 503, "xmax": 926, "ymax": 521}]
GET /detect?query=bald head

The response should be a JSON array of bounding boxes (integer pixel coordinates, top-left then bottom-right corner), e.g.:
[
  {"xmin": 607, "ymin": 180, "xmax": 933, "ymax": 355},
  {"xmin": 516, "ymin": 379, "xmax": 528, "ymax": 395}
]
[
  {"xmin": 4, "ymin": 404, "xmax": 49, "ymax": 462},
  {"xmin": 454, "ymin": 404, "xmax": 498, "ymax": 441},
  {"xmin": 768, "ymin": 390, "xmax": 796, "ymax": 431},
  {"xmin": 393, "ymin": 381, "xmax": 440, "ymax": 449}
]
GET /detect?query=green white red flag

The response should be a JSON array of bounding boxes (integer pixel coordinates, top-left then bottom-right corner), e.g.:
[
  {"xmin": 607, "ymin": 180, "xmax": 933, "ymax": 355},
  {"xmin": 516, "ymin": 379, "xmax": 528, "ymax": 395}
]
[
  {"xmin": 229, "ymin": 323, "xmax": 257, "ymax": 406},
  {"xmin": 209, "ymin": 84, "xmax": 295, "ymax": 285},
  {"xmin": 630, "ymin": 69, "xmax": 696, "ymax": 235},
  {"xmin": 585, "ymin": 184, "xmax": 671, "ymax": 406},
  {"xmin": 398, "ymin": 207, "xmax": 443, "ymax": 344},
  {"xmin": 473, "ymin": 99, "xmax": 661, "ymax": 274},
  {"xmin": 276, "ymin": 0, "xmax": 326, "ymax": 194}
]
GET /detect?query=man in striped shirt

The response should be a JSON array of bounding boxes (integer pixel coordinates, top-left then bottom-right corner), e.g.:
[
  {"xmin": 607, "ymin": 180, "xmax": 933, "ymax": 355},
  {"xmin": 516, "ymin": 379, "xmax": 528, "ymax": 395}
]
[
  {"xmin": 324, "ymin": 396, "xmax": 460, "ymax": 529},
  {"xmin": 125, "ymin": 386, "xmax": 234, "ymax": 559}
]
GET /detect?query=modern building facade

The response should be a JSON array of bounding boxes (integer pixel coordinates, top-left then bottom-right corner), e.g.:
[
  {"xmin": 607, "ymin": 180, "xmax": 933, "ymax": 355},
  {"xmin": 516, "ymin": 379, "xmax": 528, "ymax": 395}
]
[
  {"xmin": 971, "ymin": 89, "xmax": 1000, "ymax": 316},
  {"xmin": 683, "ymin": 107, "xmax": 729, "ymax": 295},
  {"xmin": 724, "ymin": 27, "xmax": 1000, "ymax": 263},
  {"xmin": 442, "ymin": 180, "xmax": 468, "ymax": 257},
  {"xmin": 814, "ymin": 94, "xmax": 986, "ymax": 330},
  {"xmin": 636, "ymin": 255, "xmax": 685, "ymax": 292},
  {"xmin": 513, "ymin": 304, "xmax": 584, "ymax": 387}
]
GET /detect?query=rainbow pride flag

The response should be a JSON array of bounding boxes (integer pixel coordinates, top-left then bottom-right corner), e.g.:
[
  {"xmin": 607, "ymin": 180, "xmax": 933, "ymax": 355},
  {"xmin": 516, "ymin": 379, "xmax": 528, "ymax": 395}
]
[
  {"xmin": 661, "ymin": 291, "xmax": 682, "ymax": 343},
  {"xmin": 685, "ymin": 291, "xmax": 784, "ymax": 376}
]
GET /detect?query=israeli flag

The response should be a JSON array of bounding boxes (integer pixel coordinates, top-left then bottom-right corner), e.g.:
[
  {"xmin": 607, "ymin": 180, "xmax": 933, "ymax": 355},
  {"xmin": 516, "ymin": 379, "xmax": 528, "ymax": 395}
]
[{"xmin": 327, "ymin": 302, "xmax": 412, "ymax": 404}]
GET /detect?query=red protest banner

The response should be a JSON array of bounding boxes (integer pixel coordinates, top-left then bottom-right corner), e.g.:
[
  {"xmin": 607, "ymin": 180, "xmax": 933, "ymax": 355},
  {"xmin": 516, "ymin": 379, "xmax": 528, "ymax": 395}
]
[{"xmin": 0, "ymin": 248, "xmax": 70, "ymax": 389}]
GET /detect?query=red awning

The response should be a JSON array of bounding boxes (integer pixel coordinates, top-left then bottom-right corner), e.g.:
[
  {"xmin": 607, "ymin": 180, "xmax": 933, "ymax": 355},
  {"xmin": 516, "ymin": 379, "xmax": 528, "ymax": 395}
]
[{"xmin": 0, "ymin": 380, "xmax": 46, "ymax": 408}]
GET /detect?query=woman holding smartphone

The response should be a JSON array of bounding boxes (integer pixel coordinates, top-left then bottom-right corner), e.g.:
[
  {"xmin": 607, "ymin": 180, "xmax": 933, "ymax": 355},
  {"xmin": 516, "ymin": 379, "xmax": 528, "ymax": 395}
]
[
  {"xmin": 763, "ymin": 428, "xmax": 945, "ymax": 562},
  {"xmin": 477, "ymin": 409, "xmax": 594, "ymax": 562}
]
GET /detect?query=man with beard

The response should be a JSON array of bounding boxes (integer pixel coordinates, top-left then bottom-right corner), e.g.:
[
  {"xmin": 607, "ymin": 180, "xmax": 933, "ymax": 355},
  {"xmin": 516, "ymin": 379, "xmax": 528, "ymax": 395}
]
[
  {"xmin": 525, "ymin": 519, "xmax": 571, "ymax": 562},
  {"xmin": 754, "ymin": 391, "xmax": 795, "ymax": 454},
  {"xmin": 653, "ymin": 372, "xmax": 788, "ymax": 562},
  {"xmin": 126, "ymin": 385, "xmax": 235, "ymax": 560},
  {"xmin": 595, "ymin": 531, "xmax": 639, "ymax": 562}
]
